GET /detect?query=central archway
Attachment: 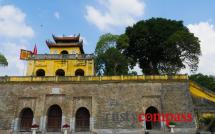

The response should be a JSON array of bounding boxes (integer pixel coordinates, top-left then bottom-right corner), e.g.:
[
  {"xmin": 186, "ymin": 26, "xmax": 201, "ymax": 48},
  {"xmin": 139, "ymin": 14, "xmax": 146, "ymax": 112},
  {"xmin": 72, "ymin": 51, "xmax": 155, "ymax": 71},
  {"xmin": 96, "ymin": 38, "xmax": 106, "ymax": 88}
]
[
  {"xmin": 75, "ymin": 69, "xmax": 84, "ymax": 76},
  {"xmin": 47, "ymin": 105, "xmax": 62, "ymax": 132},
  {"xmin": 145, "ymin": 106, "xmax": 161, "ymax": 130},
  {"xmin": 19, "ymin": 108, "xmax": 33, "ymax": 131},
  {"xmin": 55, "ymin": 69, "xmax": 65, "ymax": 76},
  {"xmin": 36, "ymin": 69, "xmax": 45, "ymax": 76},
  {"xmin": 60, "ymin": 50, "xmax": 68, "ymax": 54},
  {"xmin": 75, "ymin": 107, "xmax": 90, "ymax": 132}
]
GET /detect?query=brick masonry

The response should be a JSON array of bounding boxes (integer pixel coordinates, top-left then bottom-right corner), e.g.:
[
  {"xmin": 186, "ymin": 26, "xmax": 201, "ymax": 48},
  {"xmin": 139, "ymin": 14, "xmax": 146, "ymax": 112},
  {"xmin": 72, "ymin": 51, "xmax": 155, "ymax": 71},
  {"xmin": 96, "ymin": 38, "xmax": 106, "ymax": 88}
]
[{"xmin": 0, "ymin": 80, "xmax": 196, "ymax": 133}]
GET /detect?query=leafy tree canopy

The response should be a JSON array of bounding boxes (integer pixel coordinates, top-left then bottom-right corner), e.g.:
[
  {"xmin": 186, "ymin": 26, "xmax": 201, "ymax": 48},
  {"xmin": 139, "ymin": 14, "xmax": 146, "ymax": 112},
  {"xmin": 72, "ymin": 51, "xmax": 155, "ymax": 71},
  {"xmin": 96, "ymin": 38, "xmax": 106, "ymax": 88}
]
[
  {"xmin": 190, "ymin": 73, "xmax": 215, "ymax": 92},
  {"xmin": 120, "ymin": 18, "xmax": 201, "ymax": 75},
  {"xmin": 0, "ymin": 53, "xmax": 8, "ymax": 67},
  {"xmin": 100, "ymin": 47, "xmax": 128, "ymax": 75},
  {"xmin": 95, "ymin": 33, "xmax": 129, "ymax": 76},
  {"xmin": 95, "ymin": 33, "xmax": 119, "ymax": 55}
]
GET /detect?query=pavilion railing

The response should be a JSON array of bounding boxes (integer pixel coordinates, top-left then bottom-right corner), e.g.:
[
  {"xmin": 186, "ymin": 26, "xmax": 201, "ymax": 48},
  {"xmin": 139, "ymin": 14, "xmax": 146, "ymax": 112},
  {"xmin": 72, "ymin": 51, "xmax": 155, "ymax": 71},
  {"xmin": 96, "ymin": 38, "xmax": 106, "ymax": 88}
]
[{"xmin": 27, "ymin": 54, "xmax": 94, "ymax": 60}]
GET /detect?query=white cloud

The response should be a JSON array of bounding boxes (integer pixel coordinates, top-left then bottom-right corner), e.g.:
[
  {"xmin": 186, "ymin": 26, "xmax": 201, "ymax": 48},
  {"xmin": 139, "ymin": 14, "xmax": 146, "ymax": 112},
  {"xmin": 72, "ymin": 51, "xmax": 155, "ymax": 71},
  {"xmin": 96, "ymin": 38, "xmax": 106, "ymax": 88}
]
[
  {"xmin": 0, "ymin": 5, "xmax": 34, "ymax": 76},
  {"xmin": 0, "ymin": 5, "xmax": 34, "ymax": 38},
  {"xmin": 0, "ymin": 42, "xmax": 27, "ymax": 76},
  {"xmin": 85, "ymin": 0, "xmax": 145, "ymax": 32},
  {"xmin": 186, "ymin": 22, "xmax": 215, "ymax": 75},
  {"xmin": 54, "ymin": 11, "xmax": 60, "ymax": 19}
]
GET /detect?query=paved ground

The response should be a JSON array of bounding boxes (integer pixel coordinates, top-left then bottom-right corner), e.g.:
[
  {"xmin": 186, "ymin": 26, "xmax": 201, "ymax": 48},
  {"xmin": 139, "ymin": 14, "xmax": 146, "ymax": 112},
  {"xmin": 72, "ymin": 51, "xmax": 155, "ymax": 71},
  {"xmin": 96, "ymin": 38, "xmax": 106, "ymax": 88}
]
[
  {"xmin": 14, "ymin": 130, "xmax": 213, "ymax": 134},
  {"xmin": 72, "ymin": 131, "xmax": 211, "ymax": 134}
]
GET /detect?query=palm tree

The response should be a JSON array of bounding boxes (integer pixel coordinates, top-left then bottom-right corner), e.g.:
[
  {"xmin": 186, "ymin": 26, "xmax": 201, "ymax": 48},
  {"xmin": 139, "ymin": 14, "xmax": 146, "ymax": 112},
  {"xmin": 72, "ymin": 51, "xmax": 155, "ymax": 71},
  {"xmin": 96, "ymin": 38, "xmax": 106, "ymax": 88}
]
[{"xmin": 0, "ymin": 53, "xmax": 8, "ymax": 66}]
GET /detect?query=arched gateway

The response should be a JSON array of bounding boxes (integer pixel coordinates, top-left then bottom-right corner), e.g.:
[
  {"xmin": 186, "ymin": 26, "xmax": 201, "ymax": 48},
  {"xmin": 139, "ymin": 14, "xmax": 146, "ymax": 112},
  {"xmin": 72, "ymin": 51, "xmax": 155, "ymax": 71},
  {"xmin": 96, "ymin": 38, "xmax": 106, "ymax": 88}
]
[
  {"xmin": 19, "ymin": 108, "xmax": 33, "ymax": 131},
  {"xmin": 47, "ymin": 105, "xmax": 62, "ymax": 132},
  {"xmin": 145, "ymin": 106, "xmax": 161, "ymax": 130},
  {"xmin": 75, "ymin": 107, "xmax": 90, "ymax": 132},
  {"xmin": 36, "ymin": 69, "xmax": 45, "ymax": 76},
  {"xmin": 55, "ymin": 69, "xmax": 65, "ymax": 76},
  {"xmin": 75, "ymin": 69, "xmax": 85, "ymax": 76}
]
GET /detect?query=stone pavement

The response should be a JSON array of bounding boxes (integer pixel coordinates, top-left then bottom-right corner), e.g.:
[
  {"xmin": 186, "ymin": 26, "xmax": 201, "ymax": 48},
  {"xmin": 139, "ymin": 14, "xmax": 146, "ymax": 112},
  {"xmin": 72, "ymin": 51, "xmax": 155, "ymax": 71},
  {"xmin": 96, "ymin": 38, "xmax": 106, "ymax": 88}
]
[
  {"xmin": 12, "ymin": 130, "xmax": 213, "ymax": 134},
  {"xmin": 70, "ymin": 131, "xmax": 211, "ymax": 134},
  {"xmin": 9, "ymin": 129, "xmax": 213, "ymax": 134}
]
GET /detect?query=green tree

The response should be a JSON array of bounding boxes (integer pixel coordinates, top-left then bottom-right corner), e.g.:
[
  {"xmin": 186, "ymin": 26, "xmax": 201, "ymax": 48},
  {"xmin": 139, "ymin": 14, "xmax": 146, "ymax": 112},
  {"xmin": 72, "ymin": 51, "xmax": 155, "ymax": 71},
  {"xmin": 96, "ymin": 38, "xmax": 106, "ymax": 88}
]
[
  {"xmin": 0, "ymin": 53, "xmax": 8, "ymax": 66},
  {"xmin": 100, "ymin": 47, "xmax": 128, "ymax": 75},
  {"xmin": 190, "ymin": 73, "xmax": 215, "ymax": 92},
  {"xmin": 120, "ymin": 18, "xmax": 201, "ymax": 75},
  {"xmin": 95, "ymin": 33, "xmax": 119, "ymax": 55},
  {"xmin": 95, "ymin": 33, "xmax": 129, "ymax": 76}
]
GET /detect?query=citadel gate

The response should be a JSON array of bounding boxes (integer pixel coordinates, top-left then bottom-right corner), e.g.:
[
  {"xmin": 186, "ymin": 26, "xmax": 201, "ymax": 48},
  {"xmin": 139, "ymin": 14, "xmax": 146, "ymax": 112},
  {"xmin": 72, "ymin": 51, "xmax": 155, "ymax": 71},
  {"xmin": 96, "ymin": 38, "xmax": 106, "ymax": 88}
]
[
  {"xmin": 75, "ymin": 107, "xmax": 90, "ymax": 132},
  {"xmin": 47, "ymin": 105, "xmax": 62, "ymax": 132}
]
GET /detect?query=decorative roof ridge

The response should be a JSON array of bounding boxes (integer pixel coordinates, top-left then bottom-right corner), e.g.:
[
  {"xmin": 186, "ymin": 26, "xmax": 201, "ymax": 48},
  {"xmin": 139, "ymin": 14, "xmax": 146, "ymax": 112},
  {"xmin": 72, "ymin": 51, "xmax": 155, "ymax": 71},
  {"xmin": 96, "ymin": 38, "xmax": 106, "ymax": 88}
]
[
  {"xmin": 52, "ymin": 34, "xmax": 80, "ymax": 43},
  {"xmin": 46, "ymin": 40, "xmax": 83, "ymax": 46}
]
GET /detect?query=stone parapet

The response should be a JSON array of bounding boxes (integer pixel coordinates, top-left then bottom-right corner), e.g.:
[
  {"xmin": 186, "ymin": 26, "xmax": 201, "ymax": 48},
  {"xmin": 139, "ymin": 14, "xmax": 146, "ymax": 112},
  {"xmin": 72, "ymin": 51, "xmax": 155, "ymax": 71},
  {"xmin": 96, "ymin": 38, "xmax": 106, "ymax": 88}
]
[{"xmin": 0, "ymin": 75, "xmax": 188, "ymax": 83}]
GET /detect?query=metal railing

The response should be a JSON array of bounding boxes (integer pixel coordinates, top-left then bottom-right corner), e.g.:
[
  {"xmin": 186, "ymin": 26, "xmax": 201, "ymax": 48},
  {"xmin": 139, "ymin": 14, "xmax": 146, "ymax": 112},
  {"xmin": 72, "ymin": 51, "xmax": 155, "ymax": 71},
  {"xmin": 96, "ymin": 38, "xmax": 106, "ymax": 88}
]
[
  {"xmin": 27, "ymin": 54, "xmax": 94, "ymax": 60},
  {"xmin": 0, "ymin": 75, "xmax": 188, "ymax": 82}
]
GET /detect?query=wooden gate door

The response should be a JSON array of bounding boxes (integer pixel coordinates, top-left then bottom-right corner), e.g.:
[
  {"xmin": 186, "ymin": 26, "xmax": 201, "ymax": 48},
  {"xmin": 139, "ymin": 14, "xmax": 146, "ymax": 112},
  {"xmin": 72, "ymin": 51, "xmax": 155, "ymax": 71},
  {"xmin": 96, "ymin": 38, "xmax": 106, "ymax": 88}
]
[
  {"xmin": 20, "ymin": 108, "xmax": 33, "ymax": 131},
  {"xmin": 145, "ymin": 106, "xmax": 160, "ymax": 130},
  {"xmin": 47, "ymin": 105, "xmax": 62, "ymax": 132},
  {"xmin": 75, "ymin": 107, "xmax": 90, "ymax": 132}
]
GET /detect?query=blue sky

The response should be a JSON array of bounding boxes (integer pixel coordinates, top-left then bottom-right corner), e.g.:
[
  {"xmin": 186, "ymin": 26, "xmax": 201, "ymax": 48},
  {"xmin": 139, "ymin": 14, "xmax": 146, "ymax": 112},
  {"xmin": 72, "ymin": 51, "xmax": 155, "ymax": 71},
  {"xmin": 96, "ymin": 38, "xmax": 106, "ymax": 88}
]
[{"xmin": 0, "ymin": 0, "xmax": 215, "ymax": 75}]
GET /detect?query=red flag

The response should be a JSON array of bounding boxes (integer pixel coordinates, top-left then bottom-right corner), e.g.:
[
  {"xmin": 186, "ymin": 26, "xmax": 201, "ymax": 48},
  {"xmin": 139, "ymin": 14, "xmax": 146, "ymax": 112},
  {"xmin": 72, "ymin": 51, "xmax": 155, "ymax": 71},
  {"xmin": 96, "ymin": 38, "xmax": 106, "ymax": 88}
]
[{"xmin": 33, "ymin": 44, "xmax": 37, "ymax": 55}]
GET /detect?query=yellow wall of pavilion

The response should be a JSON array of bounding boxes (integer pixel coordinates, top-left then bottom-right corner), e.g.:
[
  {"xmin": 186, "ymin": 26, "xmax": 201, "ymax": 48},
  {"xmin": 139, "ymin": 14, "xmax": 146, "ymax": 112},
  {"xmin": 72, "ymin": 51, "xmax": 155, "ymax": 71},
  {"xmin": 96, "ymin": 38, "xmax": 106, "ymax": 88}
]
[
  {"xmin": 26, "ymin": 59, "xmax": 94, "ymax": 76},
  {"xmin": 50, "ymin": 47, "xmax": 81, "ymax": 54}
]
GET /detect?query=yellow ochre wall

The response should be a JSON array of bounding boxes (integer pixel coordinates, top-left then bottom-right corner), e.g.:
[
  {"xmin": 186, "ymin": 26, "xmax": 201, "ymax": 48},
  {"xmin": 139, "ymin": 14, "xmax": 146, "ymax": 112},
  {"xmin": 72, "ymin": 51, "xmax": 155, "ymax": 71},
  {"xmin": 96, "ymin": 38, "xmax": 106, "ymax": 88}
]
[
  {"xmin": 26, "ymin": 59, "xmax": 94, "ymax": 76},
  {"xmin": 26, "ymin": 43, "xmax": 94, "ymax": 76},
  {"xmin": 50, "ymin": 47, "xmax": 81, "ymax": 54}
]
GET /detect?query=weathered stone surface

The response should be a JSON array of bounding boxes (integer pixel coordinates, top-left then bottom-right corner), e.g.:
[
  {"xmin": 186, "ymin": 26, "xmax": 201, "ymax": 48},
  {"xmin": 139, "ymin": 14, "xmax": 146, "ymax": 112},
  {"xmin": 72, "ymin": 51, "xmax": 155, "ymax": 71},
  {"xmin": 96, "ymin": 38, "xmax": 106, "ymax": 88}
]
[{"xmin": 0, "ymin": 80, "xmax": 196, "ymax": 132}]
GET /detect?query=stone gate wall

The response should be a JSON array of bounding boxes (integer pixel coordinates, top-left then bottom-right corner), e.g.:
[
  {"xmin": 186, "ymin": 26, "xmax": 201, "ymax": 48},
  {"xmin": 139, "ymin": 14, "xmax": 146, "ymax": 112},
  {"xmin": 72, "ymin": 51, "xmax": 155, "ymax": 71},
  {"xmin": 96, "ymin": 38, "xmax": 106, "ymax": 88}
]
[{"xmin": 0, "ymin": 80, "xmax": 196, "ymax": 132}]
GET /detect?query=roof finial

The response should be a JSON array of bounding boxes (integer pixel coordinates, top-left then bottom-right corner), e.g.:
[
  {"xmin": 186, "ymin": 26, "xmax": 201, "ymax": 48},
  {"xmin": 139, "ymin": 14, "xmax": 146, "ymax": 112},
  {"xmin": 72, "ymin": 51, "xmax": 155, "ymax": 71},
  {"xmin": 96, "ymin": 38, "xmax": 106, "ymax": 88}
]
[{"xmin": 52, "ymin": 34, "xmax": 55, "ymax": 39}]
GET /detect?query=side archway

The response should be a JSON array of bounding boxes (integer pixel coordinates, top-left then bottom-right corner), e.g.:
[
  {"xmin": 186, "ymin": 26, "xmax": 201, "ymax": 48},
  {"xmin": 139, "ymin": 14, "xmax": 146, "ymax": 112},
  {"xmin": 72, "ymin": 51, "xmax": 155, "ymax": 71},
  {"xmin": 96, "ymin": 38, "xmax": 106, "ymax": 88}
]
[
  {"xmin": 55, "ymin": 69, "xmax": 65, "ymax": 76},
  {"xmin": 145, "ymin": 106, "xmax": 161, "ymax": 130},
  {"xmin": 75, "ymin": 69, "xmax": 84, "ymax": 76},
  {"xmin": 75, "ymin": 107, "xmax": 90, "ymax": 132},
  {"xmin": 47, "ymin": 105, "xmax": 62, "ymax": 132},
  {"xmin": 36, "ymin": 69, "xmax": 45, "ymax": 76},
  {"xmin": 19, "ymin": 108, "xmax": 33, "ymax": 131}
]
